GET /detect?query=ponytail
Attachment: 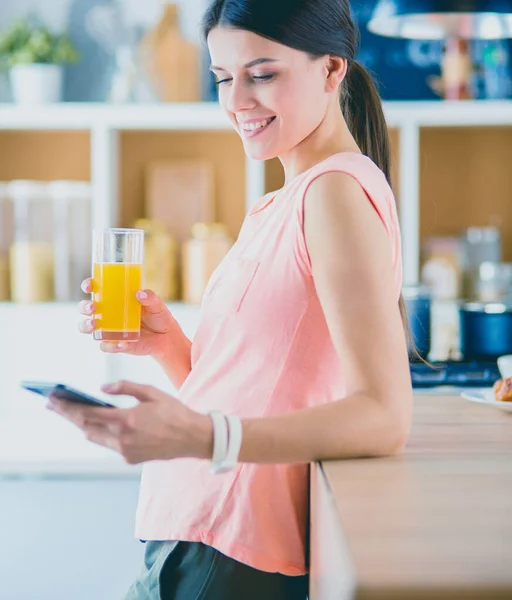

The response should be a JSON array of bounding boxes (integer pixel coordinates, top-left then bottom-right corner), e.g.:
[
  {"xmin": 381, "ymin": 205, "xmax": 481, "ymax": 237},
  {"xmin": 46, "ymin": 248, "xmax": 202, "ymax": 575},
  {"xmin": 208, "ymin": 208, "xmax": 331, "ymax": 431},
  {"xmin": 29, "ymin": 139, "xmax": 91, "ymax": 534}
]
[{"xmin": 341, "ymin": 61, "xmax": 391, "ymax": 186}]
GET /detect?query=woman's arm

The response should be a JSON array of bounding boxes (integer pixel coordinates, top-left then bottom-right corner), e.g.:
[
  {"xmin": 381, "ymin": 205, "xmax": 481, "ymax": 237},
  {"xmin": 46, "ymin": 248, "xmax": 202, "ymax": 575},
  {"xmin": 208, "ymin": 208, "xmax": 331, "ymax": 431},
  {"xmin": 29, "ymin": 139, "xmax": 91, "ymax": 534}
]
[
  {"xmin": 153, "ymin": 331, "xmax": 193, "ymax": 391},
  {"xmin": 234, "ymin": 172, "xmax": 413, "ymax": 464}
]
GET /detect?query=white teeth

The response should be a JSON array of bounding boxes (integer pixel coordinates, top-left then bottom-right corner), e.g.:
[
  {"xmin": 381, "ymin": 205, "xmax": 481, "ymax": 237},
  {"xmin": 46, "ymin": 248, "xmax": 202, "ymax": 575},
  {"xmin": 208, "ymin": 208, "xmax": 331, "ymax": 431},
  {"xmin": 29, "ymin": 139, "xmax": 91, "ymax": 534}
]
[{"xmin": 240, "ymin": 118, "xmax": 273, "ymax": 132}]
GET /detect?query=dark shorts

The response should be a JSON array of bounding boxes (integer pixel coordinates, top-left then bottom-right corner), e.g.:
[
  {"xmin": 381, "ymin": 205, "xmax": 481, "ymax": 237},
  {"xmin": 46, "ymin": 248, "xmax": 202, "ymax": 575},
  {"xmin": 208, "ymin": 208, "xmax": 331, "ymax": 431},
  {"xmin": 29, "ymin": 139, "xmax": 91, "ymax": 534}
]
[{"xmin": 123, "ymin": 540, "xmax": 309, "ymax": 600}]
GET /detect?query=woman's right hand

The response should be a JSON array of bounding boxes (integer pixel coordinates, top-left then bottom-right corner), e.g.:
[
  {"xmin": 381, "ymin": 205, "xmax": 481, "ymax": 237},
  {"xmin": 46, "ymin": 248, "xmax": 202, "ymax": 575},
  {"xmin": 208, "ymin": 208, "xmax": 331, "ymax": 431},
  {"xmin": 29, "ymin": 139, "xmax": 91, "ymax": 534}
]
[{"xmin": 78, "ymin": 278, "xmax": 180, "ymax": 358}]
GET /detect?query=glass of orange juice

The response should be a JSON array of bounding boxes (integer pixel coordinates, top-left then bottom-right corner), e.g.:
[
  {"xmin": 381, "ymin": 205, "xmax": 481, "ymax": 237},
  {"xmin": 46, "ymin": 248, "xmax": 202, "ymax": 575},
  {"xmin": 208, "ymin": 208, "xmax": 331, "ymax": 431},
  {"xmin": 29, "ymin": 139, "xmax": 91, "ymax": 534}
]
[{"xmin": 92, "ymin": 228, "xmax": 144, "ymax": 342}]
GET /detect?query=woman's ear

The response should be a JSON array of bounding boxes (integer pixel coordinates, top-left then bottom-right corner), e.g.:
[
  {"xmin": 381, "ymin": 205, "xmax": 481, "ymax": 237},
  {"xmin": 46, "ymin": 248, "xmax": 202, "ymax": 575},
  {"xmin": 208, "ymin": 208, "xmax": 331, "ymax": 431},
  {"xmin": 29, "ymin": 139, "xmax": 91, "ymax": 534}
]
[{"xmin": 325, "ymin": 56, "xmax": 348, "ymax": 91}]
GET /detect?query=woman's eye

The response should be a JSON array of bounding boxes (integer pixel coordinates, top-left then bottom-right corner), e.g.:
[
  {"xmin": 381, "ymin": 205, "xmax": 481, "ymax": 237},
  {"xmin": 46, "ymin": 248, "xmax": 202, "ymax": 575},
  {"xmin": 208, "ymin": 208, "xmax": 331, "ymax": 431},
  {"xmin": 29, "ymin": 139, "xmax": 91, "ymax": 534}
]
[
  {"xmin": 215, "ymin": 78, "xmax": 233, "ymax": 86},
  {"xmin": 253, "ymin": 73, "xmax": 275, "ymax": 82}
]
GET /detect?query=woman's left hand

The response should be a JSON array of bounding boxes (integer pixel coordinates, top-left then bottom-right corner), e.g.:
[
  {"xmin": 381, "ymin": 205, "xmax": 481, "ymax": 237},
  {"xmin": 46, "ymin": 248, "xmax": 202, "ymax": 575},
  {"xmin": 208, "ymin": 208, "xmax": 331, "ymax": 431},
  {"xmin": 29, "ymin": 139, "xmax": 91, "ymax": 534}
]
[{"xmin": 47, "ymin": 381, "xmax": 213, "ymax": 465}]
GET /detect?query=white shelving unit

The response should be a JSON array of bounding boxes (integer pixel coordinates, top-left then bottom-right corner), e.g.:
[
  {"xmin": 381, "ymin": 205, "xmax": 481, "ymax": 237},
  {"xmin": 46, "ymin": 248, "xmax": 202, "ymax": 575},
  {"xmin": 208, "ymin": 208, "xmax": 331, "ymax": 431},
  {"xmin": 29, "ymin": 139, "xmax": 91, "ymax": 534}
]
[
  {"xmin": 2, "ymin": 100, "xmax": 512, "ymax": 283},
  {"xmin": 1, "ymin": 99, "xmax": 511, "ymax": 473}
]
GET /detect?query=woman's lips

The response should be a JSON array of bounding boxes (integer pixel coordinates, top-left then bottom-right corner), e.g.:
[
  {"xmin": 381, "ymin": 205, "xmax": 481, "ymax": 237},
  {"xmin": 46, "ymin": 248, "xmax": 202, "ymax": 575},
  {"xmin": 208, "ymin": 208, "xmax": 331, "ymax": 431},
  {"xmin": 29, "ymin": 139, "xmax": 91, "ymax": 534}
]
[{"xmin": 239, "ymin": 117, "xmax": 276, "ymax": 138}]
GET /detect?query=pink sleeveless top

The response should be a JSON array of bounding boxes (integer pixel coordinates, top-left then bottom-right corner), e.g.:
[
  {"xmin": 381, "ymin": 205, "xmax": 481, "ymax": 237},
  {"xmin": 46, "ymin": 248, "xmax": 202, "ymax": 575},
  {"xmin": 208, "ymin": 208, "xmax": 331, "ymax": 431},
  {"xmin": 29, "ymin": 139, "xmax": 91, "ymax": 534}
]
[{"xmin": 135, "ymin": 153, "xmax": 403, "ymax": 575}]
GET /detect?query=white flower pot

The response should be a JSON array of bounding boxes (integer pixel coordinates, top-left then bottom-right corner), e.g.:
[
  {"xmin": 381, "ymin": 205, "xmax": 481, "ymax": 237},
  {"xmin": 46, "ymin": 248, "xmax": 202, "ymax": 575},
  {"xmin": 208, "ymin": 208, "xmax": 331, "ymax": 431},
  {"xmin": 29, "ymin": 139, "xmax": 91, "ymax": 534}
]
[{"xmin": 9, "ymin": 64, "xmax": 63, "ymax": 105}]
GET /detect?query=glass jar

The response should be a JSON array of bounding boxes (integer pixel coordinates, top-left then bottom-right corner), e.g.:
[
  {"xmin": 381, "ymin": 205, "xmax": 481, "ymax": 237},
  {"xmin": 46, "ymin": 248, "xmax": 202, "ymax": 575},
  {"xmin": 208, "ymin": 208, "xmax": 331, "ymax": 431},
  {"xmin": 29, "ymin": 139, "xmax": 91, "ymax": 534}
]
[
  {"xmin": 48, "ymin": 180, "xmax": 92, "ymax": 302},
  {"xmin": 9, "ymin": 181, "xmax": 54, "ymax": 303},
  {"xmin": 463, "ymin": 226, "xmax": 502, "ymax": 298},
  {"xmin": 0, "ymin": 182, "xmax": 12, "ymax": 301},
  {"xmin": 182, "ymin": 222, "xmax": 233, "ymax": 304},
  {"xmin": 134, "ymin": 218, "xmax": 178, "ymax": 301}
]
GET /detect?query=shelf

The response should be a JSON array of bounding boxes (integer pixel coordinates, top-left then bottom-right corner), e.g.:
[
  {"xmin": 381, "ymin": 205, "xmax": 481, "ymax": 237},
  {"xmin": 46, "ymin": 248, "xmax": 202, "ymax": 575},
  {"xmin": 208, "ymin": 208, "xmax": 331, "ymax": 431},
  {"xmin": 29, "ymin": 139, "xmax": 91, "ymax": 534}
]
[
  {"xmin": 119, "ymin": 130, "xmax": 246, "ymax": 240},
  {"xmin": 0, "ymin": 130, "xmax": 90, "ymax": 181},
  {"xmin": 1, "ymin": 100, "xmax": 511, "ymax": 131},
  {"xmin": 420, "ymin": 126, "xmax": 512, "ymax": 261},
  {"xmin": 0, "ymin": 102, "xmax": 232, "ymax": 131}
]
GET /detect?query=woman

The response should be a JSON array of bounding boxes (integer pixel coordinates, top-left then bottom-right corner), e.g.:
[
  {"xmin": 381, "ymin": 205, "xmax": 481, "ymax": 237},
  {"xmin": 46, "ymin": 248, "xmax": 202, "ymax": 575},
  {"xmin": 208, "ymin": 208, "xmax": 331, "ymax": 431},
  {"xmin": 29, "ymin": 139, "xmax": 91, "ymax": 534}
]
[{"xmin": 49, "ymin": 0, "xmax": 413, "ymax": 598}]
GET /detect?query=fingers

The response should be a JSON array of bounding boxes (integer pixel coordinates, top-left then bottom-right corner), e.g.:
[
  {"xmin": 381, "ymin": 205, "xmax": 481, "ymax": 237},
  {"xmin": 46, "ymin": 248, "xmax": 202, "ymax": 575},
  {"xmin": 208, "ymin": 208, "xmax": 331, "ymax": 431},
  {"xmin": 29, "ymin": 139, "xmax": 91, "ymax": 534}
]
[
  {"xmin": 78, "ymin": 317, "xmax": 97, "ymax": 334},
  {"xmin": 81, "ymin": 278, "xmax": 92, "ymax": 294},
  {"xmin": 101, "ymin": 380, "xmax": 157, "ymax": 403},
  {"xmin": 48, "ymin": 396, "xmax": 123, "ymax": 426},
  {"xmin": 79, "ymin": 300, "xmax": 95, "ymax": 316},
  {"xmin": 136, "ymin": 290, "xmax": 169, "ymax": 315},
  {"xmin": 100, "ymin": 341, "xmax": 131, "ymax": 353},
  {"xmin": 78, "ymin": 294, "xmax": 96, "ymax": 335}
]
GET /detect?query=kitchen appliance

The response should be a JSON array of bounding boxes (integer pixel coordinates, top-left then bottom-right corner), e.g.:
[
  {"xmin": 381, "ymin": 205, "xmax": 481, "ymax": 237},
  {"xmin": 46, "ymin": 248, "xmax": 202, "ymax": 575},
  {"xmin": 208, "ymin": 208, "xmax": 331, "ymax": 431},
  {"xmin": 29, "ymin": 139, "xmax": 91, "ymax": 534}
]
[
  {"xmin": 403, "ymin": 285, "xmax": 432, "ymax": 361},
  {"xmin": 459, "ymin": 301, "xmax": 512, "ymax": 360},
  {"xmin": 410, "ymin": 360, "xmax": 501, "ymax": 388}
]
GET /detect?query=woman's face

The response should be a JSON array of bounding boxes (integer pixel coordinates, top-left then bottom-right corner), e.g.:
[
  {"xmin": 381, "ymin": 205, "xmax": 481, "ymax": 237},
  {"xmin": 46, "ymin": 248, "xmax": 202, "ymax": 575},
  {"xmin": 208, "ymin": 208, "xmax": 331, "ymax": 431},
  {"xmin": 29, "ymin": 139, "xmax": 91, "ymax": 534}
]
[{"xmin": 207, "ymin": 27, "xmax": 332, "ymax": 161}]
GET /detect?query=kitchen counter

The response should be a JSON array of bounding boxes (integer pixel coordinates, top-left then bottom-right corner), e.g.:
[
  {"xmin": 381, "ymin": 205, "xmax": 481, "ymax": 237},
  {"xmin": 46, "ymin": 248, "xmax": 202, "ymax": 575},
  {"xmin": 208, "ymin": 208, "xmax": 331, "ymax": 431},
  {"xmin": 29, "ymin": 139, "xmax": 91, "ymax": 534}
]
[{"xmin": 310, "ymin": 394, "xmax": 512, "ymax": 599}]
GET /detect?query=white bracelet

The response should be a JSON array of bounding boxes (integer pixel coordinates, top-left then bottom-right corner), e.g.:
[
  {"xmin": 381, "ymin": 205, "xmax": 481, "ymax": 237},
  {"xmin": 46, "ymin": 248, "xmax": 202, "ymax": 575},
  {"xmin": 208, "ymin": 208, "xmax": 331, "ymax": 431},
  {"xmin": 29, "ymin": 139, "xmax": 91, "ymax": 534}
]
[
  {"xmin": 208, "ymin": 411, "xmax": 228, "ymax": 473},
  {"xmin": 214, "ymin": 414, "xmax": 243, "ymax": 474},
  {"xmin": 208, "ymin": 412, "xmax": 243, "ymax": 474},
  {"xmin": 225, "ymin": 414, "xmax": 243, "ymax": 469}
]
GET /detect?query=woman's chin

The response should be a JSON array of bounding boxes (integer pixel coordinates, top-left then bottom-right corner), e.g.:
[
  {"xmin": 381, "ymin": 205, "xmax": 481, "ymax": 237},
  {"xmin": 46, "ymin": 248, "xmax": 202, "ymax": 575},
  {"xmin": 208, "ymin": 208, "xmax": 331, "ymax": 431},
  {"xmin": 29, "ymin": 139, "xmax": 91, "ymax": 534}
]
[{"xmin": 243, "ymin": 141, "xmax": 279, "ymax": 162}]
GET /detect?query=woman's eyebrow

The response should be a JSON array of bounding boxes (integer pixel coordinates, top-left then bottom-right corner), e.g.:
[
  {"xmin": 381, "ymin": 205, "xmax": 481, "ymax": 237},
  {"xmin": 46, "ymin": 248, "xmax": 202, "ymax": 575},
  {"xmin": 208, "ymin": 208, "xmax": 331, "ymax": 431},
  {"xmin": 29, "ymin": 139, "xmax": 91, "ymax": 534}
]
[{"xmin": 209, "ymin": 58, "xmax": 279, "ymax": 72}]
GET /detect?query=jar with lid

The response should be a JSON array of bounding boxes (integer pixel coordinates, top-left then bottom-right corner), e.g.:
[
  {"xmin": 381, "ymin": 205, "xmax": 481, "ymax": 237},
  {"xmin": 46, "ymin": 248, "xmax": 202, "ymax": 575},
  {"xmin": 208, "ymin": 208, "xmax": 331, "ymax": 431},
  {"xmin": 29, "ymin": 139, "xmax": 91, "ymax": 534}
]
[
  {"xmin": 463, "ymin": 226, "xmax": 501, "ymax": 297},
  {"xmin": 48, "ymin": 180, "xmax": 92, "ymax": 302},
  {"xmin": 9, "ymin": 180, "xmax": 54, "ymax": 303},
  {"xmin": 182, "ymin": 222, "xmax": 233, "ymax": 304},
  {"xmin": 134, "ymin": 218, "xmax": 178, "ymax": 301},
  {"xmin": 0, "ymin": 182, "xmax": 13, "ymax": 301}
]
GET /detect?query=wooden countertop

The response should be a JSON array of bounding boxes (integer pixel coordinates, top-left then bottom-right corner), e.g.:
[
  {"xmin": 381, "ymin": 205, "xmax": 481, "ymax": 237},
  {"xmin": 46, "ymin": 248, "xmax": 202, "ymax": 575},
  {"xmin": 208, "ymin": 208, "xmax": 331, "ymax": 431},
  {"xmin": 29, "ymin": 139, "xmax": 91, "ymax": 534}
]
[{"xmin": 310, "ymin": 394, "xmax": 512, "ymax": 600}]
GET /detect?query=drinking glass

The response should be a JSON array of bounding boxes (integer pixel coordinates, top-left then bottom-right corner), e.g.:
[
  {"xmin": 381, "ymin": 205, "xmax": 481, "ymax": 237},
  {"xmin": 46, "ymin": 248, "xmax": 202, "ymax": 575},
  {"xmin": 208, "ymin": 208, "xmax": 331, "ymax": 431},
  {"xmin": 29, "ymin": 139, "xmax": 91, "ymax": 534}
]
[{"xmin": 92, "ymin": 228, "xmax": 144, "ymax": 342}]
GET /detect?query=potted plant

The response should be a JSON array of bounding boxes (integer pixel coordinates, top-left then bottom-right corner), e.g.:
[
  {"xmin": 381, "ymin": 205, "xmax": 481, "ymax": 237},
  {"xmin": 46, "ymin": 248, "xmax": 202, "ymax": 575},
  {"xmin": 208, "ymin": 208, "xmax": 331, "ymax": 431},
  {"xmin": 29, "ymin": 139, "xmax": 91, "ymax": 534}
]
[{"xmin": 0, "ymin": 16, "xmax": 79, "ymax": 105}]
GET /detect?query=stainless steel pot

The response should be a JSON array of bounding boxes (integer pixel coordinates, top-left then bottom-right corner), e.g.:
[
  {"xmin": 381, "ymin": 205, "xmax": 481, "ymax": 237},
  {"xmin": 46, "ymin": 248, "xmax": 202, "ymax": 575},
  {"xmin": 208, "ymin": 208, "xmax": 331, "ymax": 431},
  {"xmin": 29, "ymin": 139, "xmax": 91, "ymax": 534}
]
[{"xmin": 459, "ymin": 301, "xmax": 512, "ymax": 361}]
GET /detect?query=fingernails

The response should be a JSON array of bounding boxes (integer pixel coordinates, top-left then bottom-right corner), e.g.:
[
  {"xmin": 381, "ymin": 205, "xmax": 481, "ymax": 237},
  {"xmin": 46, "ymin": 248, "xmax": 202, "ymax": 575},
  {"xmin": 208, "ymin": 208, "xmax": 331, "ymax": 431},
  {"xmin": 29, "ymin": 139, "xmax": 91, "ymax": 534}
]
[
  {"xmin": 85, "ymin": 302, "xmax": 94, "ymax": 312},
  {"xmin": 117, "ymin": 342, "xmax": 127, "ymax": 350},
  {"xmin": 102, "ymin": 382, "xmax": 119, "ymax": 392},
  {"xmin": 85, "ymin": 320, "xmax": 94, "ymax": 331},
  {"xmin": 136, "ymin": 291, "xmax": 148, "ymax": 301}
]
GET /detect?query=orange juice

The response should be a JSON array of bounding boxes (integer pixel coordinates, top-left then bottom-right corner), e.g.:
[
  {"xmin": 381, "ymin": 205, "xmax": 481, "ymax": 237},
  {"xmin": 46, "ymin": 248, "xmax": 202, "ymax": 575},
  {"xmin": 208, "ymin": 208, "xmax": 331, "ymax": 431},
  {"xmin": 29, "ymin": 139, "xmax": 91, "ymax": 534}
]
[{"xmin": 92, "ymin": 263, "xmax": 142, "ymax": 342}]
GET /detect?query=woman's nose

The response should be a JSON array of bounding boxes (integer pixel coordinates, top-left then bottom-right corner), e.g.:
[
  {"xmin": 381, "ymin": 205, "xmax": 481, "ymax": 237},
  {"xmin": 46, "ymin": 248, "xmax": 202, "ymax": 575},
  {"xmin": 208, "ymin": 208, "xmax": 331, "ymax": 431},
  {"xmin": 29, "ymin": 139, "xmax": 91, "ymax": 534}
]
[{"xmin": 226, "ymin": 80, "xmax": 256, "ymax": 114}]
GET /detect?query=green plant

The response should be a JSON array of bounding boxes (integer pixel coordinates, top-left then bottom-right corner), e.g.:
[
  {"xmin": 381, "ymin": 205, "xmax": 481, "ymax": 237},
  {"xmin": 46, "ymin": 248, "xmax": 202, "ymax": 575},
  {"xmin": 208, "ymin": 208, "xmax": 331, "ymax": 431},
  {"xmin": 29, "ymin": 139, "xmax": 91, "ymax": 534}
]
[{"xmin": 0, "ymin": 15, "xmax": 80, "ymax": 70}]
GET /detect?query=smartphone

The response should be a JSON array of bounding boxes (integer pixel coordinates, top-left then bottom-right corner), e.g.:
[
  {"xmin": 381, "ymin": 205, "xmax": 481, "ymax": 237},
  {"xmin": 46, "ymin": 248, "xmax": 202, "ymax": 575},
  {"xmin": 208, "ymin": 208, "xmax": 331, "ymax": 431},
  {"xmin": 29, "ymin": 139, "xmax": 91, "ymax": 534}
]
[{"xmin": 21, "ymin": 381, "xmax": 115, "ymax": 408}]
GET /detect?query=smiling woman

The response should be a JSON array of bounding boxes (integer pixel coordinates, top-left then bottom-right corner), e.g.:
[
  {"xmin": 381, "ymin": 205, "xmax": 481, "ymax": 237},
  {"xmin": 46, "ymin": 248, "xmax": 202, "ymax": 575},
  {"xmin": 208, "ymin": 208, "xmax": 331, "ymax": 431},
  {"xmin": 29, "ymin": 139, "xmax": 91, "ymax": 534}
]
[{"xmin": 52, "ymin": 1, "xmax": 413, "ymax": 598}]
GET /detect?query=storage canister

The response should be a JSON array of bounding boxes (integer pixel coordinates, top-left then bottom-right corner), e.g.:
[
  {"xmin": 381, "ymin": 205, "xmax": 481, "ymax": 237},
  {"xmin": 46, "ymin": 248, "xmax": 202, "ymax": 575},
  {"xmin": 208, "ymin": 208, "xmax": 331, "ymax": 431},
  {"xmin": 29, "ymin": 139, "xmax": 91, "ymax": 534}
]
[
  {"xmin": 9, "ymin": 180, "xmax": 54, "ymax": 303},
  {"xmin": 48, "ymin": 180, "xmax": 92, "ymax": 302},
  {"xmin": 182, "ymin": 222, "xmax": 233, "ymax": 304},
  {"xmin": 135, "ymin": 218, "xmax": 178, "ymax": 302},
  {"xmin": 0, "ymin": 182, "xmax": 12, "ymax": 301}
]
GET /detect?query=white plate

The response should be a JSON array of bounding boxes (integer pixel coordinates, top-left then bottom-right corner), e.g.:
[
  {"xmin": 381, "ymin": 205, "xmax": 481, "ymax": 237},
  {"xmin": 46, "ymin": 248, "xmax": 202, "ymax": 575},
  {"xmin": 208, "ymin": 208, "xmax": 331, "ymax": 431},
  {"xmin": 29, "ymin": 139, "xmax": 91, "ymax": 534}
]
[{"xmin": 461, "ymin": 389, "xmax": 512, "ymax": 413}]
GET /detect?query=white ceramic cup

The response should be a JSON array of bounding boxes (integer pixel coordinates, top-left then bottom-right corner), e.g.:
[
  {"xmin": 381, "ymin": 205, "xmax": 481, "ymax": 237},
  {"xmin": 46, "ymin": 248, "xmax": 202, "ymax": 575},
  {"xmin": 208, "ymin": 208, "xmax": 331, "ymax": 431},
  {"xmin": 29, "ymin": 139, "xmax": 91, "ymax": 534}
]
[{"xmin": 497, "ymin": 355, "xmax": 512, "ymax": 379}]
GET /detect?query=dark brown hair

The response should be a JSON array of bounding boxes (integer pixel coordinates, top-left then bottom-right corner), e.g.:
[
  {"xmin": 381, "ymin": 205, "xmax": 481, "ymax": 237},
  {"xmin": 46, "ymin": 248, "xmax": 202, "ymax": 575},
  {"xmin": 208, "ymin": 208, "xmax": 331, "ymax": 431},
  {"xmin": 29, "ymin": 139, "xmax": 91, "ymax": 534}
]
[{"xmin": 202, "ymin": 0, "xmax": 414, "ymax": 353}]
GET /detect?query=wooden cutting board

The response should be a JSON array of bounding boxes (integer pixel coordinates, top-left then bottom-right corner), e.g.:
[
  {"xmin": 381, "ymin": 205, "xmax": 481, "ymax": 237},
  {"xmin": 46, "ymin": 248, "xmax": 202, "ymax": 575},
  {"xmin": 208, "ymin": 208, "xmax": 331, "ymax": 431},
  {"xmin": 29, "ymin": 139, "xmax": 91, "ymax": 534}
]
[
  {"xmin": 140, "ymin": 2, "xmax": 201, "ymax": 102},
  {"xmin": 145, "ymin": 160, "xmax": 215, "ymax": 247}
]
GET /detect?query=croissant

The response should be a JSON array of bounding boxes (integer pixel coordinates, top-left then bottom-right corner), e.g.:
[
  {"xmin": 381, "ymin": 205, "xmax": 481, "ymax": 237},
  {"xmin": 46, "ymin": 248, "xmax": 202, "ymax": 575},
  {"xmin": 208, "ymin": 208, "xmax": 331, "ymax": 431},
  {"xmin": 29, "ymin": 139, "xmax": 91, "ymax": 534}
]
[{"xmin": 493, "ymin": 377, "xmax": 512, "ymax": 402}]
